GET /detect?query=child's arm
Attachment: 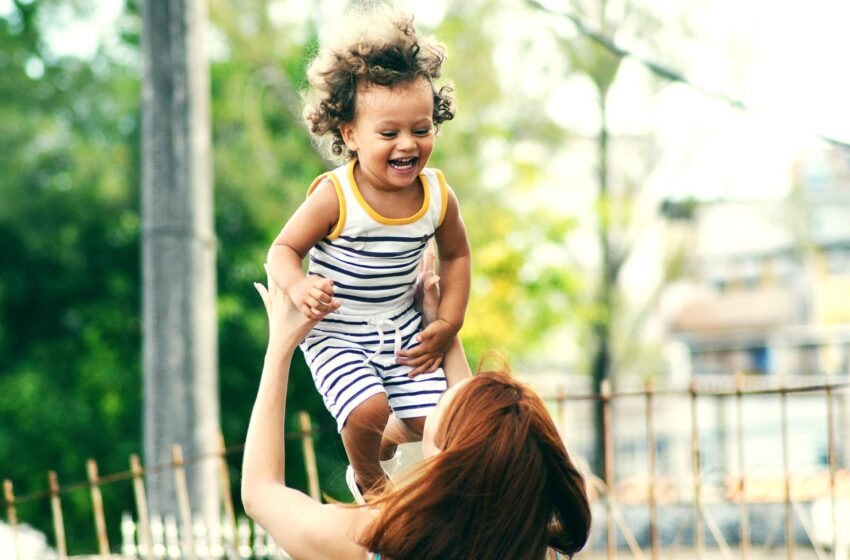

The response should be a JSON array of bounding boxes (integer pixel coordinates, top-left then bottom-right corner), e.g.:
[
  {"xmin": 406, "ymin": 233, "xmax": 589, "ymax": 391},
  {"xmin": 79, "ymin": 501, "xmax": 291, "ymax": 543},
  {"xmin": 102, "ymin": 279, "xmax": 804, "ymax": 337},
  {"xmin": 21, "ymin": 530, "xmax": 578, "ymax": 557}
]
[
  {"xmin": 268, "ymin": 179, "xmax": 341, "ymax": 321},
  {"xmin": 397, "ymin": 186, "xmax": 471, "ymax": 376}
]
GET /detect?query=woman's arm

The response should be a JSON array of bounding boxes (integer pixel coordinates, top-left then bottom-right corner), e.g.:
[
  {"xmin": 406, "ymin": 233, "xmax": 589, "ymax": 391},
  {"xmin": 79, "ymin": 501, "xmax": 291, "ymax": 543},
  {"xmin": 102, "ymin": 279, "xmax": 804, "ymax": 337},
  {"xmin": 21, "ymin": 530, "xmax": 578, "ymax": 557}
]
[
  {"xmin": 398, "ymin": 186, "xmax": 471, "ymax": 375},
  {"xmin": 241, "ymin": 271, "xmax": 372, "ymax": 560},
  {"xmin": 413, "ymin": 243, "xmax": 471, "ymax": 387}
]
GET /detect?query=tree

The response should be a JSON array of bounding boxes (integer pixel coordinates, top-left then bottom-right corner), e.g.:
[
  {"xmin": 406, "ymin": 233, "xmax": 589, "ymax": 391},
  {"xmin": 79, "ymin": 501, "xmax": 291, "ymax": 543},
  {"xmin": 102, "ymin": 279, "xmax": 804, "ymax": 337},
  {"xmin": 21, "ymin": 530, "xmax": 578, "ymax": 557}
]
[
  {"xmin": 0, "ymin": 2, "xmax": 143, "ymax": 551},
  {"xmin": 140, "ymin": 0, "xmax": 220, "ymax": 522},
  {"xmin": 528, "ymin": 0, "xmax": 682, "ymax": 476}
]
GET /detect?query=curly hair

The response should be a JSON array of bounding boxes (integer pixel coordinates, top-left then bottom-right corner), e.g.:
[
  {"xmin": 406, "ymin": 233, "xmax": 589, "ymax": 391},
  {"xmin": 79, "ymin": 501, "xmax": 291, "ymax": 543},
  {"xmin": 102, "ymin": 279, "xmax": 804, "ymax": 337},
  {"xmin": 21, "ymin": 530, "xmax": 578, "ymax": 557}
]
[{"xmin": 303, "ymin": 10, "xmax": 456, "ymax": 161}]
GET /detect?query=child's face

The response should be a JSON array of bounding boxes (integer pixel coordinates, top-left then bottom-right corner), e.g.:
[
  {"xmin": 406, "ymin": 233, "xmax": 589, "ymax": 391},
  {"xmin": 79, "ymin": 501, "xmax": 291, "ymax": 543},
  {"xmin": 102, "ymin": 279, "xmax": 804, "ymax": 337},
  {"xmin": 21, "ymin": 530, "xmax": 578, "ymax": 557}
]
[{"xmin": 340, "ymin": 78, "xmax": 435, "ymax": 192}]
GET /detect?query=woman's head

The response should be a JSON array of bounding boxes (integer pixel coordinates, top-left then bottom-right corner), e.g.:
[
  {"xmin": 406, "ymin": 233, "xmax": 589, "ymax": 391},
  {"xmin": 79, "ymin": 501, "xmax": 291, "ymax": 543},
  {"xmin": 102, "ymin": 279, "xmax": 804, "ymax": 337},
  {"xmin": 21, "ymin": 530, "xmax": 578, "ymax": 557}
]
[
  {"xmin": 362, "ymin": 371, "xmax": 592, "ymax": 560},
  {"xmin": 303, "ymin": 9, "xmax": 455, "ymax": 161}
]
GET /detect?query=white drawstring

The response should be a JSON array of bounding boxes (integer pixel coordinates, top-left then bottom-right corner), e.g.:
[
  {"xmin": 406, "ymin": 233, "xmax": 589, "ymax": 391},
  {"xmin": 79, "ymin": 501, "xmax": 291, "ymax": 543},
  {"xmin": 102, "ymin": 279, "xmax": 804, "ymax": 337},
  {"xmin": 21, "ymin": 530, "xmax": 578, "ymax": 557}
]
[{"xmin": 367, "ymin": 314, "xmax": 402, "ymax": 364}]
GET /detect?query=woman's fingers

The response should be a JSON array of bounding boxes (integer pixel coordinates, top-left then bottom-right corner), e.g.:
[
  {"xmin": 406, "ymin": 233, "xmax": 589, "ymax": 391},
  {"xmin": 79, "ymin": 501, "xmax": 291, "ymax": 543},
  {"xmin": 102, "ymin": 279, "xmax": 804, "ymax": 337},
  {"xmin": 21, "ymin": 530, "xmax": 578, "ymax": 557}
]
[{"xmin": 254, "ymin": 282, "xmax": 270, "ymax": 310}]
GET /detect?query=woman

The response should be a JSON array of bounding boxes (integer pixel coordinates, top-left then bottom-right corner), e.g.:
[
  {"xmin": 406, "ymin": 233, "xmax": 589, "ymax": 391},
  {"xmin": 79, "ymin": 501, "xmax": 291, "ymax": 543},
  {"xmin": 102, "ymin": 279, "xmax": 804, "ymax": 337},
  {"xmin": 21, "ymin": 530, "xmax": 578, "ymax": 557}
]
[{"xmin": 242, "ymin": 267, "xmax": 591, "ymax": 560}]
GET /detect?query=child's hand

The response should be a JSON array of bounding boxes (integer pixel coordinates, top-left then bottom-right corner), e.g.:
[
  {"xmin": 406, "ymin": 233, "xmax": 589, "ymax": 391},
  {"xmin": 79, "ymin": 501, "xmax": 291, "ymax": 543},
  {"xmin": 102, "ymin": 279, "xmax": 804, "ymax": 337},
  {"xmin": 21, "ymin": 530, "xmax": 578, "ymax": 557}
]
[
  {"xmin": 396, "ymin": 319, "xmax": 459, "ymax": 377},
  {"xmin": 255, "ymin": 265, "xmax": 320, "ymax": 346},
  {"xmin": 288, "ymin": 275, "xmax": 340, "ymax": 321}
]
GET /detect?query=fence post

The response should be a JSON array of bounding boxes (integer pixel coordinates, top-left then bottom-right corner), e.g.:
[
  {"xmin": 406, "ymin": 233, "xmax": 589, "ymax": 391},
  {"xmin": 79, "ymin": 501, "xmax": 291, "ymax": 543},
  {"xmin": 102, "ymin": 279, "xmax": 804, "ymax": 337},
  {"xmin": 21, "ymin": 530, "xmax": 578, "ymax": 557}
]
[
  {"xmin": 216, "ymin": 432, "xmax": 240, "ymax": 559},
  {"xmin": 825, "ymin": 379, "xmax": 839, "ymax": 559},
  {"xmin": 601, "ymin": 379, "xmax": 616, "ymax": 560},
  {"xmin": 644, "ymin": 379, "xmax": 659, "ymax": 560},
  {"xmin": 3, "ymin": 479, "xmax": 20, "ymax": 560},
  {"xmin": 780, "ymin": 383, "xmax": 795, "ymax": 560},
  {"xmin": 48, "ymin": 471, "xmax": 68, "ymax": 560},
  {"xmin": 130, "ymin": 454, "xmax": 154, "ymax": 560},
  {"xmin": 689, "ymin": 379, "xmax": 703, "ymax": 559},
  {"xmin": 172, "ymin": 444, "xmax": 198, "ymax": 560},
  {"xmin": 86, "ymin": 459, "xmax": 110, "ymax": 559},
  {"xmin": 734, "ymin": 373, "xmax": 749, "ymax": 559},
  {"xmin": 298, "ymin": 412, "xmax": 321, "ymax": 501}
]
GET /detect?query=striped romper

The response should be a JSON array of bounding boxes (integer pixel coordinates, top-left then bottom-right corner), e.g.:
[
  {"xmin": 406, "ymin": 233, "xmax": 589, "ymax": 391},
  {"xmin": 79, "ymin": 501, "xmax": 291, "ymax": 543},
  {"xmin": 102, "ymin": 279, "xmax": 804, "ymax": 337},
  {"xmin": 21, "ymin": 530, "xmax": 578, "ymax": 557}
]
[{"xmin": 300, "ymin": 160, "xmax": 449, "ymax": 432}]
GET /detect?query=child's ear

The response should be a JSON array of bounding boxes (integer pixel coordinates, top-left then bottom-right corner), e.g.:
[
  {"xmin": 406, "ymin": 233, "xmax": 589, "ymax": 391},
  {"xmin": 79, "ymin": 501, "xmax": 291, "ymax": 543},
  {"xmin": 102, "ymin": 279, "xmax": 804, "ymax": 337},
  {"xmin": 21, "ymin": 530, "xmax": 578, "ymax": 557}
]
[{"xmin": 339, "ymin": 122, "xmax": 358, "ymax": 152}]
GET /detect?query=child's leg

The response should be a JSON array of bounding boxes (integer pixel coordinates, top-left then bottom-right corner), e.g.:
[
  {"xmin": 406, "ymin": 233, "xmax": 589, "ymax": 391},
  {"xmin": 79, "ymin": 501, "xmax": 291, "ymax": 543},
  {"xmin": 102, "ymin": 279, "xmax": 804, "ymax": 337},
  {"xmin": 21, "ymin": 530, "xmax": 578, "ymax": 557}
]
[
  {"xmin": 380, "ymin": 415, "xmax": 425, "ymax": 460},
  {"xmin": 340, "ymin": 393, "xmax": 391, "ymax": 494}
]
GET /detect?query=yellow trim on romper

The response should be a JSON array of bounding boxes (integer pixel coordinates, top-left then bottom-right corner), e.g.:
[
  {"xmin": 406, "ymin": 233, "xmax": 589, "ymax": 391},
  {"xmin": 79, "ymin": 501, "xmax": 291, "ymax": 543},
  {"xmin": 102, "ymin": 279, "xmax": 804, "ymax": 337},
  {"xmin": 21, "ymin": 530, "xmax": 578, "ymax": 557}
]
[
  {"xmin": 346, "ymin": 160, "xmax": 430, "ymax": 226},
  {"xmin": 433, "ymin": 168, "xmax": 449, "ymax": 227},
  {"xmin": 306, "ymin": 172, "xmax": 346, "ymax": 240}
]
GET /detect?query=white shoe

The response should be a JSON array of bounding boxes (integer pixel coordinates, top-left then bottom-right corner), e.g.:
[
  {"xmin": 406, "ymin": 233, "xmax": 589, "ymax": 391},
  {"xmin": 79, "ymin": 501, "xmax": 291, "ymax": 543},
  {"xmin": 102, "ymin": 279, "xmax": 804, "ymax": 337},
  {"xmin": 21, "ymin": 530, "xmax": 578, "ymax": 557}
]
[
  {"xmin": 345, "ymin": 465, "xmax": 366, "ymax": 505},
  {"xmin": 380, "ymin": 448, "xmax": 403, "ymax": 478}
]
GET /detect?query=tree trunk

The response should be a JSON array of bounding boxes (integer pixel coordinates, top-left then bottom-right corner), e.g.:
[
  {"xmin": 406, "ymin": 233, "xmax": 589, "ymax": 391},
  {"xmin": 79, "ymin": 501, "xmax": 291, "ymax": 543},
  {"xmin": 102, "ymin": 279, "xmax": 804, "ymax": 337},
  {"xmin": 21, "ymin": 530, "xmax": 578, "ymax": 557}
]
[
  {"xmin": 141, "ymin": 0, "xmax": 219, "ymax": 525},
  {"xmin": 591, "ymin": 90, "xmax": 612, "ymax": 478}
]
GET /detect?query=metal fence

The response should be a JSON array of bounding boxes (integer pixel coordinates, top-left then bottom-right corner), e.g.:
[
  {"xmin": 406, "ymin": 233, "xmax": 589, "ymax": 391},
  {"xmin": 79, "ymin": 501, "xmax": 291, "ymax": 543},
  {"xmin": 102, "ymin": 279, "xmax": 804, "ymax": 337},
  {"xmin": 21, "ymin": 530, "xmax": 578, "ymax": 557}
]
[
  {"xmin": 545, "ymin": 375, "xmax": 850, "ymax": 560},
  {"xmin": 2, "ymin": 380, "xmax": 848, "ymax": 559}
]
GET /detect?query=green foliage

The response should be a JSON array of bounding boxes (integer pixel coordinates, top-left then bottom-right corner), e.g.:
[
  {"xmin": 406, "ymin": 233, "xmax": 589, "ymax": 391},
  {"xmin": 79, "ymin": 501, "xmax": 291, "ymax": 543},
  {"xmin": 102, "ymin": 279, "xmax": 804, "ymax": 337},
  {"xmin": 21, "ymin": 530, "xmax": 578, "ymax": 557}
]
[{"xmin": 0, "ymin": 1, "xmax": 143, "ymax": 550}]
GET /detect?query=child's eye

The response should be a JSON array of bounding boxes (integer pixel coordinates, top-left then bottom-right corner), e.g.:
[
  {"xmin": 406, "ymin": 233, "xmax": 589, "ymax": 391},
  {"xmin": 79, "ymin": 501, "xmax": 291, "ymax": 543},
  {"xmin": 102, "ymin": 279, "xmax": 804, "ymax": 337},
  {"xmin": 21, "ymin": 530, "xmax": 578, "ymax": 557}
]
[
  {"xmin": 379, "ymin": 131, "xmax": 397, "ymax": 138},
  {"xmin": 414, "ymin": 129, "xmax": 432, "ymax": 136}
]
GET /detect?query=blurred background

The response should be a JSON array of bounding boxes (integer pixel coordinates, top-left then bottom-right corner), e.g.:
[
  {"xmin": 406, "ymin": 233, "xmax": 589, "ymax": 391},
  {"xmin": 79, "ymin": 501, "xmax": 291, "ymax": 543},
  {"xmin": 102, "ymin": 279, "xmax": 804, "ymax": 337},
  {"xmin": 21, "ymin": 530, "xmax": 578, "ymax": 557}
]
[{"xmin": 1, "ymin": 0, "xmax": 849, "ymax": 557}]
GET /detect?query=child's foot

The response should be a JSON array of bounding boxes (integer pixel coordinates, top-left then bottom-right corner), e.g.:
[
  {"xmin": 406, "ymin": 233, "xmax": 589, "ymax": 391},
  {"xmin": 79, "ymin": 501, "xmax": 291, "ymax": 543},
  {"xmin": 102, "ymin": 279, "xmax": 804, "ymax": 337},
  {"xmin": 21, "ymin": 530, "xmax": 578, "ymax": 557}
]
[{"xmin": 345, "ymin": 465, "xmax": 366, "ymax": 505}]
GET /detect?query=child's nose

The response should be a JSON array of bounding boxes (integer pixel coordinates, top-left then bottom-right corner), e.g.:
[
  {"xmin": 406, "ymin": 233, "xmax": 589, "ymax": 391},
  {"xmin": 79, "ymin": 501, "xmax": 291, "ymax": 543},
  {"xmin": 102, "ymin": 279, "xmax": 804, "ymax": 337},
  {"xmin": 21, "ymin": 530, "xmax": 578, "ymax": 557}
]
[{"xmin": 398, "ymin": 133, "xmax": 417, "ymax": 150}]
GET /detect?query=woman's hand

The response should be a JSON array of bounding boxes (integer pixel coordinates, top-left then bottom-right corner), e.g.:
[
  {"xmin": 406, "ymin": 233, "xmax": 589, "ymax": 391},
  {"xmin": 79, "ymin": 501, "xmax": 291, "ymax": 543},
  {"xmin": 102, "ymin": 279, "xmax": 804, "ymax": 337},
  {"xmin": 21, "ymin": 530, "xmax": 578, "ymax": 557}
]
[
  {"xmin": 402, "ymin": 244, "xmax": 455, "ymax": 376},
  {"xmin": 255, "ymin": 264, "xmax": 339, "ymax": 348},
  {"xmin": 413, "ymin": 242, "xmax": 440, "ymax": 326}
]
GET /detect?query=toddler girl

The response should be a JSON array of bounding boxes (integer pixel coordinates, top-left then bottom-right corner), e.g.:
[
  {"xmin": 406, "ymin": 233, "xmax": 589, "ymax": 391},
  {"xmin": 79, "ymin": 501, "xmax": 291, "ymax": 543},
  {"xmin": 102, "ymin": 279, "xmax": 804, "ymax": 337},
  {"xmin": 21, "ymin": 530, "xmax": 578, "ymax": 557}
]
[{"xmin": 267, "ymin": 9, "xmax": 471, "ymax": 502}]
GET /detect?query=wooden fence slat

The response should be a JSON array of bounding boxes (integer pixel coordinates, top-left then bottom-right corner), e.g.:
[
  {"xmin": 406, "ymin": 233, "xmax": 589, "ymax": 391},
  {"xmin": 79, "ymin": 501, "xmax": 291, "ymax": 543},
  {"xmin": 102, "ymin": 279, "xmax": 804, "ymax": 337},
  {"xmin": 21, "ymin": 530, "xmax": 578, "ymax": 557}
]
[
  {"xmin": 3, "ymin": 479, "xmax": 20, "ymax": 560},
  {"xmin": 825, "ymin": 379, "xmax": 839, "ymax": 556},
  {"xmin": 164, "ymin": 514, "xmax": 180, "ymax": 558},
  {"xmin": 644, "ymin": 379, "xmax": 660, "ymax": 560},
  {"xmin": 130, "ymin": 453, "xmax": 155, "ymax": 560},
  {"xmin": 120, "ymin": 511, "xmax": 137, "ymax": 557},
  {"xmin": 690, "ymin": 379, "xmax": 704, "ymax": 559},
  {"xmin": 238, "ymin": 517, "xmax": 252, "ymax": 558},
  {"xmin": 48, "ymin": 470, "xmax": 67, "ymax": 560},
  {"xmin": 216, "ymin": 432, "xmax": 239, "ymax": 559},
  {"xmin": 86, "ymin": 458, "xmax": 110, "ymax": 559},
  {"xmin": 192, "ymin": 514, "xmax": 209, "ymax": 558},
  {"xmin": 150, "ymin": 513, "xmax": 165, "ymax": 558},
  {"xmin": 172, "ymin": 444, "xmax": 198, "ymax": 560},
  {"xmin": 735, "ymin": 373, "xmax": 750, "ymax": 559}
]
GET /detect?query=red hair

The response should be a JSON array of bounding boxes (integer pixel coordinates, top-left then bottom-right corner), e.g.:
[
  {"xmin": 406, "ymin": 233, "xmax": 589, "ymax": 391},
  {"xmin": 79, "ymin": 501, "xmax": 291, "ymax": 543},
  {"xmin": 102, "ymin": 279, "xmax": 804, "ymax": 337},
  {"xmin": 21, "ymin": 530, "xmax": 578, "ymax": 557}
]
[{"xmin": 360, "ymin": 371, "xmax": 591, "ymax": 559}]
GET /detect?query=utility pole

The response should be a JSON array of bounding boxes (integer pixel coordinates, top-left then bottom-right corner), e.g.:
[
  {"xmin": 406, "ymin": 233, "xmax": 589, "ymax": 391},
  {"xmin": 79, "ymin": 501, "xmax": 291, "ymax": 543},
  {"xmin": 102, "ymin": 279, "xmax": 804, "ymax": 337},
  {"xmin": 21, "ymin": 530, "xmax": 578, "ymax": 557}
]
[{"xmin": 140, "ymin": 0, "xmax": 219, "ymax": 526}]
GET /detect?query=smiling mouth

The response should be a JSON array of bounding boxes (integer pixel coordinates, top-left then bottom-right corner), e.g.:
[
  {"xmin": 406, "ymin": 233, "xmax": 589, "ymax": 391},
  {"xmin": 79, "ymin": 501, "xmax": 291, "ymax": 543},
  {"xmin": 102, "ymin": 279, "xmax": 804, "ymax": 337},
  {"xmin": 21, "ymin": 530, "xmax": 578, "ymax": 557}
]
[{"xmin": 389, "ymin": 157, "xmax": 417, "ymax": 170}]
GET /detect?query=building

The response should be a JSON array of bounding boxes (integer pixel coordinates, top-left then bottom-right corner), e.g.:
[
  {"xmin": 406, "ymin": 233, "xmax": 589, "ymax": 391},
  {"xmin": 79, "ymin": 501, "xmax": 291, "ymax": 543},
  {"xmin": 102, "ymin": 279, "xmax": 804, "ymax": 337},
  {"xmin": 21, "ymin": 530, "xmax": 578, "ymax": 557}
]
[{"xmin": 668, "ymin": 147, "xmax": 850, "ymax": 378}]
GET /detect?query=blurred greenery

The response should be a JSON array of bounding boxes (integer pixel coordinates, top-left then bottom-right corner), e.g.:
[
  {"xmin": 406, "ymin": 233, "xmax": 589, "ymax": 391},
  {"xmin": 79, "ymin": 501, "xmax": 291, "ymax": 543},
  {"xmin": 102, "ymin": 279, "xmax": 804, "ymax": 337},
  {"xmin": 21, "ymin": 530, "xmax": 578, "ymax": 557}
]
[{"xmin": 0, "ymin": 0, "xmax": 591, "ymax": 552}]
